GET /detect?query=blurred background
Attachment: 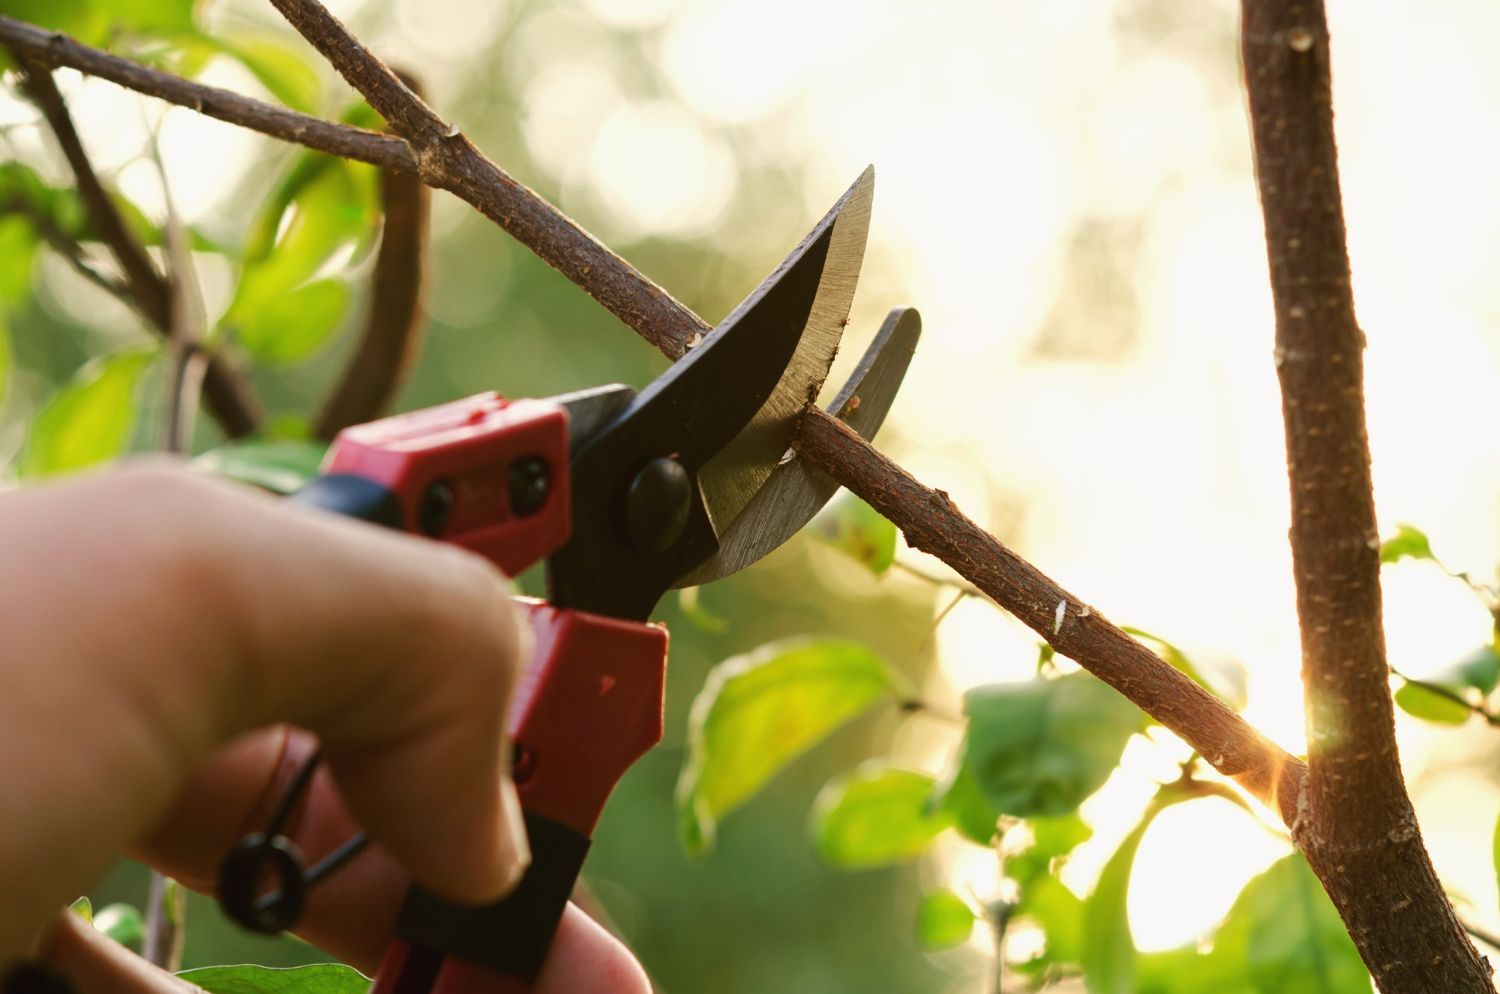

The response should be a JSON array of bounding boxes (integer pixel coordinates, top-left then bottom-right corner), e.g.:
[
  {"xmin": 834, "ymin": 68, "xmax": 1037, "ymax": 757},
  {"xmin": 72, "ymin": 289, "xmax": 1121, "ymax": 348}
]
[{"xmin": 4, "ymin": 0, "xmax": 1499, "ymax": 991}]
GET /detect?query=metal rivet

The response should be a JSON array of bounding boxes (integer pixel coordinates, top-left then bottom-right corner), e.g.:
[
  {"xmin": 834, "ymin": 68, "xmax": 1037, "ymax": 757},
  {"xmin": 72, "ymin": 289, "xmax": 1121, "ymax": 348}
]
[
  {"xmin": 508, "ymin": 457, "xmax": 551, "ymax": 518},
  {"xmin": 419, "ymin": 479, "xmax": 455, "ymax": 536},
  {"xmin": 626, "ymin": 457, "xmax": 692, "ymax": 553}
]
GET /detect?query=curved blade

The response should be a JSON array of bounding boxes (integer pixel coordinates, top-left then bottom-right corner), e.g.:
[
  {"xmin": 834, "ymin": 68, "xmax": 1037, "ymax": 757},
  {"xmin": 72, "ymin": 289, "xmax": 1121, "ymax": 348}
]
[
  {"xmin": 697, "ymin": 166, "xmax": 874, "ymax": 533},
  {"xmin": 675, "ymin": 306, "xmax": 921, "ymax": 587}
]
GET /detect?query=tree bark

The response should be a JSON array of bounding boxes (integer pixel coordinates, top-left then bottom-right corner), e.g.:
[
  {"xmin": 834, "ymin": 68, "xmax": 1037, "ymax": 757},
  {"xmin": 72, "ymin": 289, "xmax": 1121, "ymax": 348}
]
[{"xmin": 1240, "ymin": 1, "xmax": 1491, "ymax": 989}]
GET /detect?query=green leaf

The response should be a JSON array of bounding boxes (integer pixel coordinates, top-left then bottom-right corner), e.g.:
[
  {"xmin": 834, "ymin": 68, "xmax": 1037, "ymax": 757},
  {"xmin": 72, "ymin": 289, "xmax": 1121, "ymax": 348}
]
[
  {"xmin": 812, "ymin": 764, "xmax": 951, "ymax": 869},
  {"xmin": 1136, "ymin": 946, "xmax": 1256, "ymax": 994},
  {"xmin": 1081, "ymin": 809, "xmax": 1154, "ymax": 993},
  {"xmin": 914, "ymin": 889, "xmax": 977, "ymax": 951},
  {"xmin": 1393, "ymin": 682, "xmax": 1473, "ymax": 725},
  {"xmin": 93, "ymin": 903, "xmax": 144, "ymax": 946},
  {"xmin": 955, "ymin": 671, "xmax": 1143, "ymax": 818},
  {"xmin": 20, "ymin": 350, "xmax": 156, "ymax": 478},
  {"xmin": 1379, "ymin": 523, "xmax": 1434, "ymax": 565},
  {"xmin": 230, "ymin": 278, "xmax": 350, "ymax": 364},
  {"xmin": 0, "ymin": 216, "xmax": 39, "ymax": 304},
  {"xmin": 97, "ymin": 0, "xmax": 198, "ymax": 33},
  {"xmin": 0, "ymin": 315, "xmax": 10, "ymax": 411},
  {"xmin": 0, "ymin": 0, "xmax": 104, "ymax": 43},
  {"xmin": 1214, "ymin": 854, "xmax": 1371, "ymax": 994},
  {"xmin": 810, "ymin": 492, "xmax": 897, "ymax": 574},
  {"xmin": 183, "ymin": 33, "xmax": 322, "ymax": 112},
  {"xmin": 676, "ymin": 639, "xmax": 901, "ymax": 855},
  {"xmin": 1016, "ymin": 874, "xmax": 1085, "ymax": 967},
  {"xmin": 933, "ymin": 758, "xmax": 1002, "ymax": 845},
  {"xmin": 176, "ymin": 964, "xmax": 370, "ymax": 994},
  {"xmin": 1031, "ymin": 812, "xmax": 1093, "ymax": 859},
  {"xmin": 195, "ymin": 438, "xmax": 328, "ymax": 495},
  {"xmin": 677, "ymin": 585, "xmax": 730, "ymax": 633},
  {"xmin": 1393, "ymin": 644, "xmax": 1500, "ymax": 725},
  {"xmin": 223, "ymin": 156, "xmax": 376, "ymax": 363},
  {"xmin": 1123, "ymin": 627, "xmax": 1248, "ymax": 710},
  {"xmin": 69, "ymin": 896, "xmax": 92, "ymax": 924}
]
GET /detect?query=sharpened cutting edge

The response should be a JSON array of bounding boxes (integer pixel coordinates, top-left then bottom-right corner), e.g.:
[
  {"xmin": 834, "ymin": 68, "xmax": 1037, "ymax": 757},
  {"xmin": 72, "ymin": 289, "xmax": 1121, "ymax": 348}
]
[
  {"xmin": 696, "ymin": 167, "xmax": 874, "ymax": 535},
  {"xmin": 674, "ymin": 306, "xmax": 921, "ymax": 587}
]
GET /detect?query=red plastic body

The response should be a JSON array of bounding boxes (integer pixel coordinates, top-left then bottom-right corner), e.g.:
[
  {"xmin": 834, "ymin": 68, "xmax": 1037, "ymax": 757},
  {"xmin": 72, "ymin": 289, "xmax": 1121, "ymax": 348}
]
[
  {"xmin": 369, "ymin": 600, "xmax": 668, "ymax": 994},
  {"xmin": 326, "ymin": 393, "xmax": 570, "ymax": 577}
]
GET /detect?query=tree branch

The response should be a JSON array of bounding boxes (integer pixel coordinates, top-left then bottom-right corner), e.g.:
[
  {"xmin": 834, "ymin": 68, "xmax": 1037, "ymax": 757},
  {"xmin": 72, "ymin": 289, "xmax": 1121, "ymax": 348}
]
[
  {"xmin": 313, "ymin": 71, "xmax": 430, "ymax": 440},
  {"xmin": 6, "ymin": 47, "xmax": 264, "ymax": 439},
  {"xmin": 264, "ymin": 0, "xmax": 706, "ymax": 359},
  {"xmin": 1240, "ymin": 1, "xmax": 1489, "ymax": 990}
]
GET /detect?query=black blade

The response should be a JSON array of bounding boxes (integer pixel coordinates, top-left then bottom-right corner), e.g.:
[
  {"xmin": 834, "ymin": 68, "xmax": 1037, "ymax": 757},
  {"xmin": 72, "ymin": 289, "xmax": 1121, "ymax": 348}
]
[{"xmin": 547, "ymin": 218, "xmax": 837, "ymax": 618}]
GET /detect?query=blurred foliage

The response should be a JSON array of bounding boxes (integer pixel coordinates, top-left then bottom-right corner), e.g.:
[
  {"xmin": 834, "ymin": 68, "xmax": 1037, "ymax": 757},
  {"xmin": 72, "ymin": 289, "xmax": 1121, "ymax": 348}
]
[{"xmin": 2, "ymin": 1, "xmax": 1496, "ymax": 993}]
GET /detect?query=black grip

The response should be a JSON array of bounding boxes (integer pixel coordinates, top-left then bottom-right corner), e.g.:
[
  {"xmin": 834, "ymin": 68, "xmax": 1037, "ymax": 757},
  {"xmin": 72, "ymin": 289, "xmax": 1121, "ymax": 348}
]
[
  {"xmin": 291, "ymin": 474, "xmax": 404, "ymax": 529},
  {"xmin": 393, "ymin": 813, "xmax": 590, "ymax": 983}
]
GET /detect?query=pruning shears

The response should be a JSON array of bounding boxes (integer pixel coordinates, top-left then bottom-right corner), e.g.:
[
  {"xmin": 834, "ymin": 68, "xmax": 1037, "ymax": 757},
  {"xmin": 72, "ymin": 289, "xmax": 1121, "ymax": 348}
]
[{"xmin": 214, "ymin": 167, "xmax": 920, "ymax": 992}]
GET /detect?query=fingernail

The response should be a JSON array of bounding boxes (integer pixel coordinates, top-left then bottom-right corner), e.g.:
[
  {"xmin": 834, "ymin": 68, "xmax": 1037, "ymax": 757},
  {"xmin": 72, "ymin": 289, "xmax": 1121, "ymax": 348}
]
[{"xmin": 497, "ymin": 778, "xmax": 531, "ymax": 893}]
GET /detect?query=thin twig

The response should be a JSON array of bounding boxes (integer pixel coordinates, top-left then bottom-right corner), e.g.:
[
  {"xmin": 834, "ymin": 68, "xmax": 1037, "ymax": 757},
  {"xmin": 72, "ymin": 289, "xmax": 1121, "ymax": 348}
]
[
  {"xmin": 895, "ymin": 559, "xmax": 985, "ymax": 598},
  {"xmin": 5, "ymin": 48, "xmax": 263, "ymax": 438},
  {"xmin": 141, "ymin": 873, "xmax": 184, "ymax": 970},
  {"xmin": 0, "ymin": 197, "xmax": 125, "ymax": 296}
]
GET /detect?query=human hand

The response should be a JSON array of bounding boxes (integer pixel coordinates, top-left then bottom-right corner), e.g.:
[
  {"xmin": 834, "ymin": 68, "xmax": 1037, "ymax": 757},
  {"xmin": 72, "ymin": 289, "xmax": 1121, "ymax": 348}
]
[{"xmin": 0, "ymin": 464, "xmax": 649, "ymax": 993}]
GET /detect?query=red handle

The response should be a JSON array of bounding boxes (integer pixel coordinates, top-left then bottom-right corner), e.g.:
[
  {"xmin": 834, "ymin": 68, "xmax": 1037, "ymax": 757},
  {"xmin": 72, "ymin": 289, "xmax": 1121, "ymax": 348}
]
[{"xmin": 370, "ymin": 599, "xmax": 668, "ymax": 993}]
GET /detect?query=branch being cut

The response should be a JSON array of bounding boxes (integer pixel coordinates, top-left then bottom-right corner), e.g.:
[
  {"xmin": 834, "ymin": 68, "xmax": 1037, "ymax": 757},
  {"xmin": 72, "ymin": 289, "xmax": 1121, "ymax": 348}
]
[
  {"xmin": 1240, "ymin": 1, "xmax": 1489, "ymax": 990},
  {"xmin": 797, "ymin": 409, "xmax": 1306, "ymax": 817},
  {"xmin": 260, "ymin": 0, "xmax": 1311, "ymax": 817},
  {"xmin": 7, "ymin": 50, "xmax": 263, "ymax": 439}
]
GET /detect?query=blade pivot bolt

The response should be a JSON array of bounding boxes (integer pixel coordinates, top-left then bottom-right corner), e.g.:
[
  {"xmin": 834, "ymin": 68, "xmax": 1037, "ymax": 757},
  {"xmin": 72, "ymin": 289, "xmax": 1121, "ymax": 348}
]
[
  {"xmin": 419, "ymin": 479, "xmax": 455, "ymax": 536},
  {"xmin": 626, "ymin": 457, "xmax": 692, "ymax": 554},
  {"xmin": 508, "ymin": 457, "xmax": 551, "ymax": 517}
]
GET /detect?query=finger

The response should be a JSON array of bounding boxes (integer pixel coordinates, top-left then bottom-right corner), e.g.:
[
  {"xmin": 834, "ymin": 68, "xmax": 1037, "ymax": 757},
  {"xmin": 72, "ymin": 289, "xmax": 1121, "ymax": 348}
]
[
  {"xmin": 34, "ymin": 913, "xmax": 192, "ymax": 994},
  {"xmin": 0, "ymin": 464, "xmax": 528, "ymax": 920},
  {"xmin": 136, "ymin": 731, "xmax": 652, "ymax": 994}
]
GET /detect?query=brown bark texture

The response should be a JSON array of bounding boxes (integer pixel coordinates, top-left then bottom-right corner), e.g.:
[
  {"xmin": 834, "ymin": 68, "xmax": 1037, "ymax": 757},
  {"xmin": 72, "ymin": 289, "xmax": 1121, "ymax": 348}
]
[{"xmin": 1240, "ymin": 1, "xmax": 1491, "ymax": 990}]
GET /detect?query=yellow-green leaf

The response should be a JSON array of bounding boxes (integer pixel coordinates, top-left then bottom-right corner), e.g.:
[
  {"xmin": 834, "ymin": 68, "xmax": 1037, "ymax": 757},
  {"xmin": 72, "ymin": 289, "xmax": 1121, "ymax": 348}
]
[
  {"xmin": 954, "ymin": 672, "xmax": 1143, "ymax": 818},
  {"xmin": 1214, "ymin": 854, "xmax": 1371, "ymax": 994},
  {"xmin": 676, "ymin": 639, "xmax": 901, "ymax": 855},
  {"xmin": 810, "ymin": 492, "xmax": 897, "ymax": 574},
  {"xmin": 19, "ymin": 350, "xmax": 156, "ymax": 478},
  {"xmin": 69, "ymin": 896, "xmax": 92, "ymax": 924},
  {"xmin": 1379, "ymin": 523, "xmax": 1434, "ymax": 565},
  {"xmin": 176, "ymin": 964, "xmax": 370, "ymax": 994},
  {"xmin": 93, "ymin": 903, "xmax": 144, "ymax": 946},
  {"xmin": 1081, "ymin": 791, "xmax": 1195, "ymax": 994},
  {"xmin": 189, "ymin": 34, "xmax": 322, "ymax": 112},
  {"xmin": 1393, "ymin": 682, "xmax": 1473, "ymax": 725},
  {"xmin": 195, "ymin": 438, "xmax": 328, "ymax": 495},
  {"xmin": 915, "ymin": 889, "xmax": 977, "ymax": 951},
  {"xmin": 812, "ymin": 764, "xmax": 950, "ymax": 869},
  {"xmin": 0, "ymin": 216, "xmax": 39, "ymax": 304},
  {"xmin": 230, "ymin": 278, "xmax": 350, "ymax": 365}
]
